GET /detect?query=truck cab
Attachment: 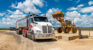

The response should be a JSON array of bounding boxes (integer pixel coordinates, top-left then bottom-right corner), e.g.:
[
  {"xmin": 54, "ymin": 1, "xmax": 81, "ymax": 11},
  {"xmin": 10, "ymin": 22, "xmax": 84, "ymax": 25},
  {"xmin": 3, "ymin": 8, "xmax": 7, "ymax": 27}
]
[{"xmin": 26, "ymin": 15, "xmax": 55, "ymax": 40}]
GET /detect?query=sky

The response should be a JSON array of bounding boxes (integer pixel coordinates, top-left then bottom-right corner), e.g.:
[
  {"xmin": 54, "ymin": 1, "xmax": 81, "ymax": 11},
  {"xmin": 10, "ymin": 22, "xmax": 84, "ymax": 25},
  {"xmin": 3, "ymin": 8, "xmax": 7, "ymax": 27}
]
[{"xmin": 0, "ymin": 0, "xmax": 93, "ymax": 28}]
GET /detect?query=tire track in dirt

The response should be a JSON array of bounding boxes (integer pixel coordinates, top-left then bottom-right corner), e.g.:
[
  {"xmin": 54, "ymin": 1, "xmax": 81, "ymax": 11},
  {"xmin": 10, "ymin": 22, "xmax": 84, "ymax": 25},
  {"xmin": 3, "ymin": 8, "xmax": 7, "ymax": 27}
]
[{"xmin": 0, "ymin": 31, "xmax": 21, "ymax": 44}]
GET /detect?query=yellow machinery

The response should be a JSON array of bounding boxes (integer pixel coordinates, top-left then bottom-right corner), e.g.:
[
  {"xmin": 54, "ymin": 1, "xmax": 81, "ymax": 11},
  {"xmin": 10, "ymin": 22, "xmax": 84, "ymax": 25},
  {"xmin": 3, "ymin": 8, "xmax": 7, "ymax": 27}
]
[{"xmin": 52, "ymin": 11, "xmax": 77, "ymax": 33}]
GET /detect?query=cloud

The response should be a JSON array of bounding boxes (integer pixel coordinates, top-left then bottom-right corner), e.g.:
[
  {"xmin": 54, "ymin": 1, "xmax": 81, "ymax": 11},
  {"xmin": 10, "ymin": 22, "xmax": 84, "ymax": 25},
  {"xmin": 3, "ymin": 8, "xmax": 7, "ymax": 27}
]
[
  {"xmin": 12, "ymin": 10, "xmax": 23, "ymax": 15},
  {"xmin": 0, "ymin": 13, "xmax": 5, "ymax": 16},
  {"xmin": 0, "ymin": 9, "xmax": 26, "ymax": 28},
  {"xmin": 73, "ymin": 15, "xmax": 93, "ymax": 27},
  {"xmin": 40, "ymin": 14, "xmax": 46, "ymax": 16},
  {"xmin": 11, "ymin": 0, "xmax": 44, "ymax": 13},
  {"xmin": 0, "ymin": 15, "xmax": 26, "ymax": 28},
  {"xmin": 77, "ymin": 4, "xmax": 84, "ymax": 7},
  {"xmin": 31, "ymin": 0, "xmax": 43, "ymax": 7},
  {"xmin": 67, "ymin": 4, "xmax": 84, "ymax": 11},
  {"xmin": 46, "ymin": 8, "xmax": 60, "ymax": 20},
  {"xmin": 0, "ymin": 17, "xmax": 17, "ymax": 28},
  {"xmin": 88, "ymin": 1, "xmax": 93, "ymax": 5},
  {"xmin": 7, "ymin": 10, "xmax": 26, "ymax": 18},
  {"xmin": 79, "ymin": 6, "xmax": 93, "ymax": 13},
  {"xmin": 76, "ymin": 0, "xmax": 80, "ymax": 3},
  {"xmin": 7, "ymin": 10, "xmax": 13, "ymax": 14},
  {"xmin": 65, "ymin": 11, "xmax": 80, "ymax": 19},
  {"xmin": 9, "ymin": 14, "xmax": 26, "ymax": 18},
  {"xmin": 0, "ymin": 0, "xmax": 44, "ymax": 28},
  {"xmin": 45, "ymin": 8, "xmax": 61, "ymax": 27},
  {"xmin": 11, "ymin": 3, "xmax": 16, "ymax": 8},
  {"xmin": 67, "ymin": 7, "xmax": 78, "ymax": 11},
  {"xmin": 67, "ymin": 3, "xmax": 93, "ymax": 13},
  {"xmin": 7, "ymin": 10, "xmax": 23, "ymax": 15},
  {"xmin": 65, "ymin": 11, "xmax": 93, "ymax": 27}
]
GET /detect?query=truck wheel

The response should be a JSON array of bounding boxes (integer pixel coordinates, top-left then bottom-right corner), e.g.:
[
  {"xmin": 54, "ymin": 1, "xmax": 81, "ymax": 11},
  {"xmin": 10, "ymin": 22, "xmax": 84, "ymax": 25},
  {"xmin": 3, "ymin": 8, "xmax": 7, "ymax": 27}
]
[
  {"xmin": 31, "ymin": 33, "xmax": 36, "ymax": 41},
  {"xmin": 64, "ymin": 27, "xmax": 69, "ymax": 33},
  {"xmin": 72, "ymin": 28, "xmax": 77, "ymax": 33},
  {"xmin": 57, "ymin": 27, "xmax": 62, "ymax": 33}
]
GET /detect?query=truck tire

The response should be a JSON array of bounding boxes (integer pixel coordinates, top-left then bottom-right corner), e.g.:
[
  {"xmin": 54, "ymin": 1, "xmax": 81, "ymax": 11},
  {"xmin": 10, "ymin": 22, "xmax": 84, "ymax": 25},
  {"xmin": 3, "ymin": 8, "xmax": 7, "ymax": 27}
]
[
  {"xmin": 64, "ymin": 27, "xmax": 69, "ymax": 33},
  {"xmin": 31, "ymin": 32, "xmax": 36, "ymax": 41},
  {"xmin": 72, "ymin": 28, "xmax": 77, "ymax": 33},
  {"xmin": 57, "ymin": 27, "xmax": 62, "ymax": 33},
  {"xmin": 31, "ymin": 33, "xmax": 36, "ymax": 41}
]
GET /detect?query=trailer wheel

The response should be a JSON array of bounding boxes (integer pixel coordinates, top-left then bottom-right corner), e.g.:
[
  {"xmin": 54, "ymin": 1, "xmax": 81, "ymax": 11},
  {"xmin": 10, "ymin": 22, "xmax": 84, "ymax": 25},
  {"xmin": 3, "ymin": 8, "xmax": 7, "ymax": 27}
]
[
  {"xmin": 64, "ymin": 27, "xmax": 69, "ymax": 33},
  {"xmin": 16, "ymin": 30, "xmax": 21, "ymax": 34},
  {"xmin": 23, "ymin": 33, "xmax": 27, "ymax": 37},
  {"xmin": 72, "ymin": 28, "xmax": 77, "ymax": 33},
  {"xmin": 57, "ymin": 27, "xmax": 62, "ymax": 33},
  {"xmin": 18, "ymin": 31, "xmax": 22, "ymax": 34},
  {"xmin": 16, "ymin": 30, "xmax": 19, "ymax": 34}
]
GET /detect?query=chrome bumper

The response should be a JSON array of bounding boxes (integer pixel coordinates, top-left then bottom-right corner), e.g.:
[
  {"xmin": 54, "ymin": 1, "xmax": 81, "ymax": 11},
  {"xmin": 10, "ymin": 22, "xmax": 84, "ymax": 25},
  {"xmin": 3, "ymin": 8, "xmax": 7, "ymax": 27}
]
[{"xmin": 35, "ymin": 34, "xmax": 55, "ymax": 39}]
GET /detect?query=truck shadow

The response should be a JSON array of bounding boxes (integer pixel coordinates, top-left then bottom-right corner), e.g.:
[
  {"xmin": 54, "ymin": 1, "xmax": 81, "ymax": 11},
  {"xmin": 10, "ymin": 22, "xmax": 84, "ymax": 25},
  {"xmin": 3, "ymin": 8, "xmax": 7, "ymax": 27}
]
[{"xmin": 34, "ymin": 39, "xmax": 57, "ymax": 42}]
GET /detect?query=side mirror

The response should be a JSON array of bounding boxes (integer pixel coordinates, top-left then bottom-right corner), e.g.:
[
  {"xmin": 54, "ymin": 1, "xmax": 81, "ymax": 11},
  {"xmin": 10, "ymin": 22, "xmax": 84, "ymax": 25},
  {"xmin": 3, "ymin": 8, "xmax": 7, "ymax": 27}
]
[{"xmin": 34, "ymin": 22, "xmax": 38, "ymax": 24}]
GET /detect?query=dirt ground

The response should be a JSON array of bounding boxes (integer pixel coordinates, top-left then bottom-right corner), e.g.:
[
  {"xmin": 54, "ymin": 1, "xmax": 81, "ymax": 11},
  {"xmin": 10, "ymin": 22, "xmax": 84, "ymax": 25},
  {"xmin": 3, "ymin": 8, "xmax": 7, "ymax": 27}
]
[{"xmin": 0, "ymin": 30, "xmax": 93, "ymax": 50}]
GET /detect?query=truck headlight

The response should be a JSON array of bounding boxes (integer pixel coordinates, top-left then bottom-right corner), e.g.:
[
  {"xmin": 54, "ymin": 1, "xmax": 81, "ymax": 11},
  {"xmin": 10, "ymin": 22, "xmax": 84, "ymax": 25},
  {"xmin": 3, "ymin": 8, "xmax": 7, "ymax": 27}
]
[
  {"xmin": 36, "ymin": 30, "xmax": 41, "ymax": 33},
  {"xmin": 52, "ymin": 28, "xmax": 55, "ymax": 34},
  {"xmin": 52, "ymin": 30, "xmax": 55, "ymax": 34}
]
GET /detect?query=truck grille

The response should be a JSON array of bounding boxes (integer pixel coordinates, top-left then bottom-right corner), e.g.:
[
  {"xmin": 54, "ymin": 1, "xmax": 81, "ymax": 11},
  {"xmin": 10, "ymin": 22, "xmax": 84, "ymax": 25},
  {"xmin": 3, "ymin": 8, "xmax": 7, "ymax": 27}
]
[
  {"xmin": 42, "ymin": 26, "xmax": 47, "ymax": 33},
  {"xmin": 48, "ymin": 26, "xmax": 52, "ymax": 33},
  {"xmin": 42, "ymin": 26, "xmax": 52, "ymax": 33}
]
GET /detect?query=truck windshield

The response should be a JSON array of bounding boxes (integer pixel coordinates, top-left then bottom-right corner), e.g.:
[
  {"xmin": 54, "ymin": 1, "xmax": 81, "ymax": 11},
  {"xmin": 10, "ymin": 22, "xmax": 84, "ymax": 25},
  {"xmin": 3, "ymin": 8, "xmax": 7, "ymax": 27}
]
[{"xmin": 34, "ymin": 17, "xmax": 48, "ymax": 22}]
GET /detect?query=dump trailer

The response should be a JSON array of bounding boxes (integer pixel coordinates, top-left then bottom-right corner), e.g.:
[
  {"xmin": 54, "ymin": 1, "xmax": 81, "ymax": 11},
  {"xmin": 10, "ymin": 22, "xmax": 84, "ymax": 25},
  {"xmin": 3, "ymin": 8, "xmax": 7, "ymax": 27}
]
[
  {"xmin": 16, "ymin": 14, "xmax": 55, "ymax": 40},
  {"xmin": 52, "ymin": 11, "xmax": 77, "ymax": 33}
]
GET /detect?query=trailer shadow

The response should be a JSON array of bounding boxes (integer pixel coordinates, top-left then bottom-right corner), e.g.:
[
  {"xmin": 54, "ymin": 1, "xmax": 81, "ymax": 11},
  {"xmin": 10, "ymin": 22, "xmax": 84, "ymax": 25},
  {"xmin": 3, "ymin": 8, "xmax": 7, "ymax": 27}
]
[{"xmin": 34, "ymin": 39, "xmax": 57, "ymax": 43}]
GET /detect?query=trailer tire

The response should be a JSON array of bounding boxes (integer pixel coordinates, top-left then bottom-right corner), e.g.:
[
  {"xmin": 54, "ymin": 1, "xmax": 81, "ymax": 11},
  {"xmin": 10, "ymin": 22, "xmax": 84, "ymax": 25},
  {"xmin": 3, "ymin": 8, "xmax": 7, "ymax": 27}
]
[
  {"xmin": 19, "ymin": 31, "xmax": 22, "ymax": 34},
  {"xmin": 16, "ymin": 30, "xmax": 19, "ymax": 34},
  {"xmin": 72, "ymin": 28, "xmax": 77, "ymax": 33},
  {"xmin": 23, "ymin": 33, "xmax": 27, "ymax": 37},
  {"xmin": 16, "ymin": 30, "xmax": 20, "ymax": 34},
  {"xmin": 57, "ymin": 27, "xmax": 62, "ymax": 33},
  {"xmin": 64, "ymin": 27, "xmax": 69, "ymax": 33},
  {"xmin": 16, "ymin": 30, "xmax": 22, "ymax": 34}
]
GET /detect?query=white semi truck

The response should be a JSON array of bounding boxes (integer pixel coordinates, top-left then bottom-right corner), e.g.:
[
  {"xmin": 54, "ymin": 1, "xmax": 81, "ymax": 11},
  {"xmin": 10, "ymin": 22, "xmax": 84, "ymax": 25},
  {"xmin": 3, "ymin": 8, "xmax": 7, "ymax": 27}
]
[{"xmin": 16, "ymin": 14, "xmax": 55, "ymax": 41}]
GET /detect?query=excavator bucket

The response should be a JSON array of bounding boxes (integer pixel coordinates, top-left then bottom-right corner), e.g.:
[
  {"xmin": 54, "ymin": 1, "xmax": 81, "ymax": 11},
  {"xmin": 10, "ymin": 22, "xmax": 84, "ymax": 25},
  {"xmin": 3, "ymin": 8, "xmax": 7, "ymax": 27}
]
[{"xmin": 52, "ymin": 11, "xmax": 64, "ymax": 19}]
